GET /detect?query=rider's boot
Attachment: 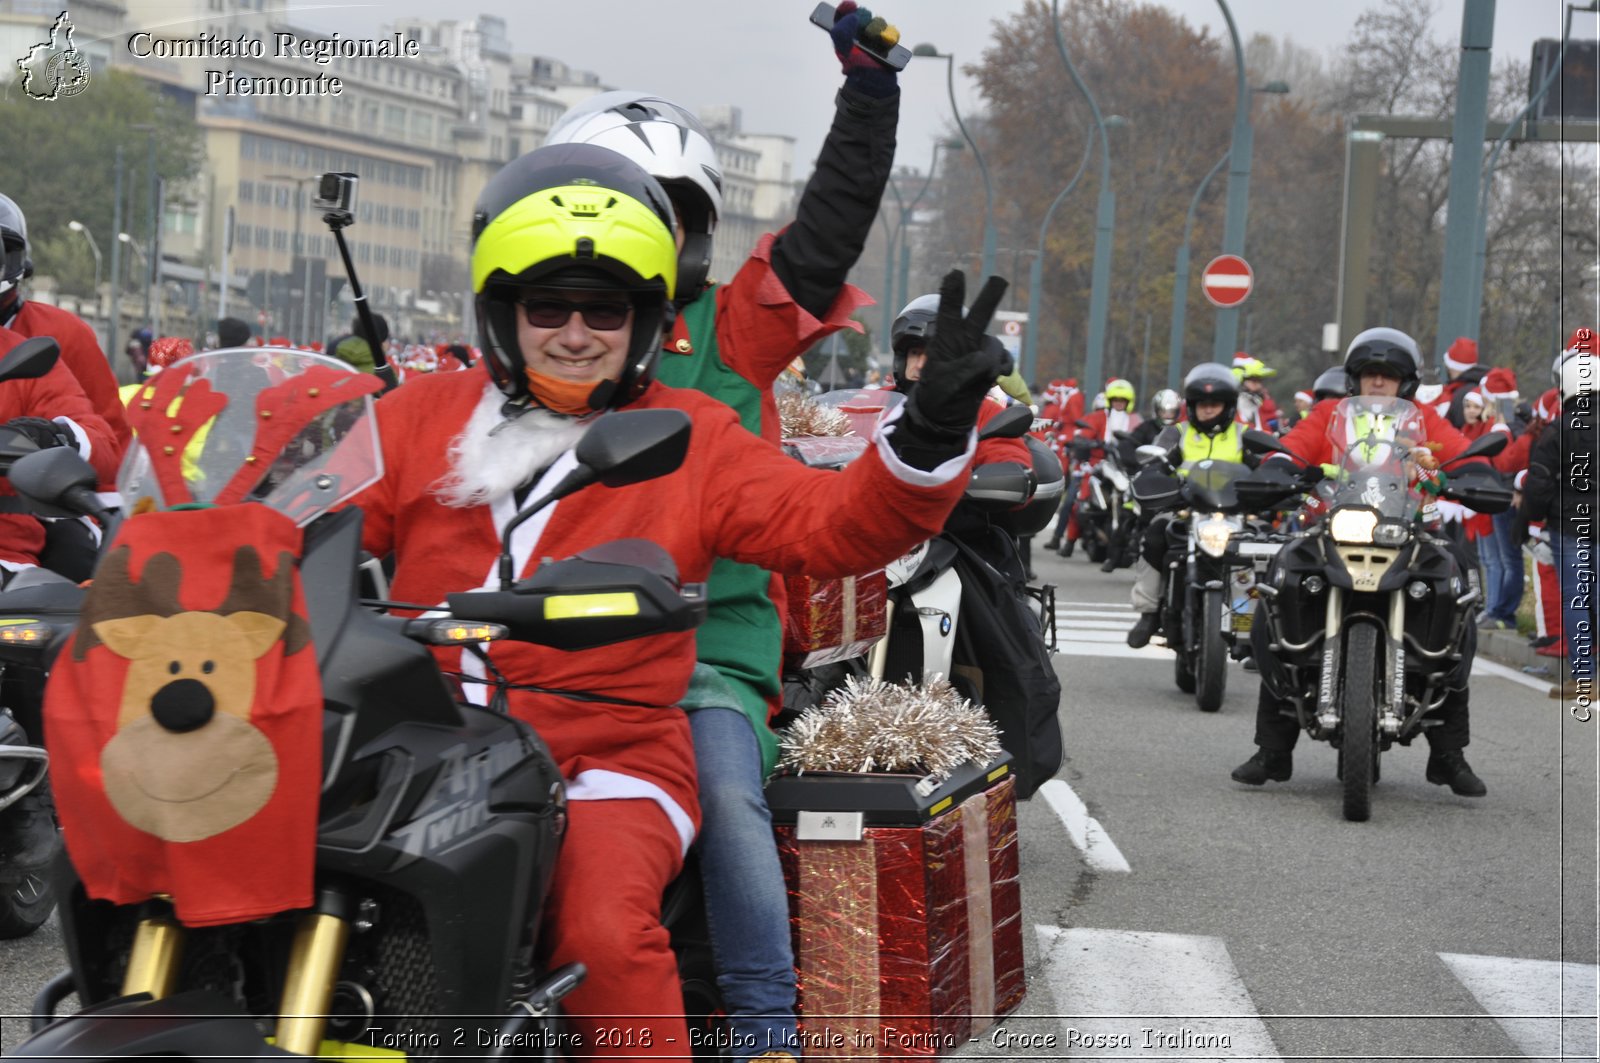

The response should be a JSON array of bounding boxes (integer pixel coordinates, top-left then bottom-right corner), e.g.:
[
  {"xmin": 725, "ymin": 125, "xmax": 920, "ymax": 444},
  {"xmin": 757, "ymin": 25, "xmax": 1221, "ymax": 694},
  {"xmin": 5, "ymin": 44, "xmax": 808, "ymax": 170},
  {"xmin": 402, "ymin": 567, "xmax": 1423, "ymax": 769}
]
[
  {"xmin": 1126, "ymin": 611, "xmax": 1159, "ymax": 649},
  {"xmin": 1230, "ymin": 748, "xmax": 1293, "ymax": 785},
  {"xmin": 1425, "ymin": 749, "xmax": 1487, "ymax": 797}
]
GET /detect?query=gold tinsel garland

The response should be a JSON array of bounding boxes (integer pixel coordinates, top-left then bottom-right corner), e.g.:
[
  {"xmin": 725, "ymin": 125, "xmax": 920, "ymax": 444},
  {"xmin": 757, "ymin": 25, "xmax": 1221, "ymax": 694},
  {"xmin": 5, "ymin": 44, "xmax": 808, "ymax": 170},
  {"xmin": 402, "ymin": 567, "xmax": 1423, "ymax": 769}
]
[
  {"xmin": 778, "ymin": 676, "xmax": 1004, "ymax": 781},
  {"xmin": 777, "ymin": 391, "xmax": 852, "ymax": 438}
]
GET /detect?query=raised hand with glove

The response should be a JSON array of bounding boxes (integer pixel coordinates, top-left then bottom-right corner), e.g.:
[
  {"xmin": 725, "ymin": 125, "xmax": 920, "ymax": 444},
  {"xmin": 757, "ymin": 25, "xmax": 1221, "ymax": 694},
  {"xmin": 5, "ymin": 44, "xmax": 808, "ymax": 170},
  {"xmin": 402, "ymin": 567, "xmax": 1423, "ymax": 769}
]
[
  {"xmin": 888, "ymin": 269, "xmax": 1010, "ymax": 470},
  {"xmin": 830, "ymin": 1, "xmax": 901, "ymax": 98}
]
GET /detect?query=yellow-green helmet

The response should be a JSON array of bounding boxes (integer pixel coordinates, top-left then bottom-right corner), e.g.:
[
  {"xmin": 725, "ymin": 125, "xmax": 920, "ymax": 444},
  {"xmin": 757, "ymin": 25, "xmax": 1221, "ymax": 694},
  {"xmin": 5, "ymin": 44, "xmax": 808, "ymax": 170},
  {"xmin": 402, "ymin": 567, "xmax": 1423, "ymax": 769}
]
[
  {"xmin": 1104, "ymin": 378, "xmax": 1136, "ymax": 406},
  {"xmin": 470, "ymin": 143, "xmax": 679, "ymax": 411}
]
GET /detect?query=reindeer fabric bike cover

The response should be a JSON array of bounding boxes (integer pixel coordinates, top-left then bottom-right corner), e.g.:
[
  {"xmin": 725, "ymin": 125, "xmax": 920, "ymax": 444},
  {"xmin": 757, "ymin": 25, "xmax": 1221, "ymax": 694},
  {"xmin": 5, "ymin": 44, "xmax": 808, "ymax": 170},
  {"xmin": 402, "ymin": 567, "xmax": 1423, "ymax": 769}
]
[{"xmin": 45, "ymin": 504, "xmax": 319, "ymax": 927}]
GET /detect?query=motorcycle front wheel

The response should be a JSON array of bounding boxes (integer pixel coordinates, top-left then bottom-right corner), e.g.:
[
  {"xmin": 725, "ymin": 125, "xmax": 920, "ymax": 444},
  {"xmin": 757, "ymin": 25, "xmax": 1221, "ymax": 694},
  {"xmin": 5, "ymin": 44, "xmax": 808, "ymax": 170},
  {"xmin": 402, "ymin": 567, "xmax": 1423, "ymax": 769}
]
[
  {"xmin": 1339, "ymin": 622, "xmax": 1381, "ymax": 822},
  {"xmin": 0, "ymin": 784, "xmax": 60, "ymax": 939},
  {"xmin": 1195, "ymin": 587, "xmax": 1227, "ymax": 713}
]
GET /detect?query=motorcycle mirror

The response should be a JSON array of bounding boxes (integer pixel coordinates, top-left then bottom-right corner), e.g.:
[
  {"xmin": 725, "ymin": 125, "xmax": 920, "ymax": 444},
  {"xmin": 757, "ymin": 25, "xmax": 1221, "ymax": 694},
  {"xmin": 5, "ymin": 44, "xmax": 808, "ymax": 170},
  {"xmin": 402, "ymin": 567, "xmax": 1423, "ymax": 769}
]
[
  {"xmin": 1112, "ymin": 429, "xmax": 1134, "ymax": 442},
  {"xmin": 1135, "ymin": 444, "xmax": 1170, "ymax": 466},
  {"xmin": 8, "ymin": 446, "xmax": 106, "ymax": 521},
  {"xmin": 495, "ymin": 408, "xmax": 693, "ymax": 590},
  {"xmin": 1442, "ymin": 431, "xmax": 1508, "ymax": 466},
  {"xmin": 978, "ymin": 405, "xmax": 1032, "ymax": 440},
  {"xmin": 1440, "ymin": 477, "xmax": 1514, "ymax": 514},
  {"xmin": 1242, "ymin": 428, "xmax": 1293, "ymax": 457},
  {"xmin": 0, "ymin": 338, "xmax": 61, "ymax": 384}
]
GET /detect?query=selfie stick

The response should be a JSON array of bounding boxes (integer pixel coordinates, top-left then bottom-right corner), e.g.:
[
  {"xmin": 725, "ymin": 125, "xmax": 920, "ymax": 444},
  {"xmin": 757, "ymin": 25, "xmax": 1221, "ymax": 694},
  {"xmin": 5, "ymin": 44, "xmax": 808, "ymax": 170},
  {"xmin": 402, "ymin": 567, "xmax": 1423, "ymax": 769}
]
[{"xmin": 325, "ymin": 213, "xmax": 399, "ymax": 393}]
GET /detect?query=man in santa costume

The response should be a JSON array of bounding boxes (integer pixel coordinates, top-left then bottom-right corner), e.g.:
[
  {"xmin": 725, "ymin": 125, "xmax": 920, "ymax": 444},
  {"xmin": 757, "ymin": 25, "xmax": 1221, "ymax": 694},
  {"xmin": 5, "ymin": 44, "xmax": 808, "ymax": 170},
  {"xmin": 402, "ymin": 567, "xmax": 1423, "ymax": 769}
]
[{"xmin": 353, "ymin": 143, "xmax": 1007, "ymax": 1061}]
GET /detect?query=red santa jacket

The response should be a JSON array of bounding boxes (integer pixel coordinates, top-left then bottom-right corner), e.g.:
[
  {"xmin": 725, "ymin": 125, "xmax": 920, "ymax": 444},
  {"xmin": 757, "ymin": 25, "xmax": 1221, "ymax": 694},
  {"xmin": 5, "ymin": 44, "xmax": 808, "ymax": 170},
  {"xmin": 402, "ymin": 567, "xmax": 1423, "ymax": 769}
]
[
  {"xmin": 355, "ymin": 370, "xmax": 970, "ymax": 854},
  {"xmin": 8, "ymin": 300, "xmax": 130, "ymax": 453},
  {"xmin": 0, "ymin": 325, "xmax": 121, "ymax": 566},
  {"xmin": 1272, "ymin": 396, "xmax": 1475, "ymax": 468}
]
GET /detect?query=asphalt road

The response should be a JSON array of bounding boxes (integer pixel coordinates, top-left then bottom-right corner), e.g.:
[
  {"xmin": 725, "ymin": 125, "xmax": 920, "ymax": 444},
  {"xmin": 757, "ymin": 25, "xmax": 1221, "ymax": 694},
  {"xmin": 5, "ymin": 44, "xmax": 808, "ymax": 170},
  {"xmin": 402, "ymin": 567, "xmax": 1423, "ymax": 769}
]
[{"xmin": 2, "ymin": 545, "xmax": 1595, "ymax": 1060}]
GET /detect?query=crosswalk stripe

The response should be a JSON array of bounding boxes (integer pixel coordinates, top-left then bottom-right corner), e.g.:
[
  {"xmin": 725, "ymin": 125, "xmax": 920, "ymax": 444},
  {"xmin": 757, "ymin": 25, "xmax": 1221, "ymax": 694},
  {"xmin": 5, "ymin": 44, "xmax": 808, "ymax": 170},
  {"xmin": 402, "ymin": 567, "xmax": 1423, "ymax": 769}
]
[
  {"xmin": 1057, "ymin": 630, "xmax": 1142, "ymax": 645},
  {"xmin": 1034, "ymin": 926, "xmax": 1282, "ymax": 1058},
  {"xmin": 1055, "ymin": 620, "xmax": 1134, "ymax": 633},
  {"xmin": 1038, "ymin": 780, "xmax": 1130, "ymax": 872},
  {"xmin": 1469, "ymin": 656, "xmax": 1560, "ymax": 694},
  {"xmin": 1059, "ymin": 600, "xmax": 1136, "ymax": 610},
  {"xmin": 1056, "ymin": 641, "xmax": 1171, "ymax": 659},
  {"xmin": 1439, "ymin": 953, "xmax": 1599, "ymax": 1060},
  {"xmin": 1058, "ymin": 610, "xmax": 1137, "ymax": 622}
]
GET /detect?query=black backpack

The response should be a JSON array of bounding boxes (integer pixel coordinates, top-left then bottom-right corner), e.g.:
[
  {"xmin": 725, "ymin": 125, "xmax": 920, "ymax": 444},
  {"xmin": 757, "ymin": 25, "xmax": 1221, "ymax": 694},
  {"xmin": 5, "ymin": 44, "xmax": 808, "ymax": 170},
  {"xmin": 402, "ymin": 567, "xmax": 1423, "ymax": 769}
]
[{"xmin": 947, "ymin": 533, "xmax": 1063, "ymax": 798}]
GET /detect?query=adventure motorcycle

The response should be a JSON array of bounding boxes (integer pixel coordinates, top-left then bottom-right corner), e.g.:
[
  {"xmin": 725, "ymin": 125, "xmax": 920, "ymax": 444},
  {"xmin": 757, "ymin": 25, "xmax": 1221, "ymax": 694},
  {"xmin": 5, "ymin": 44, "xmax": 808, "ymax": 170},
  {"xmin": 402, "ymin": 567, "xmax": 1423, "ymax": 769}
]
[
  {"xmin": 1070, "ymin": 429, "xmax": 1139, "ymax": 567},
  {"xmin": 1130, "ymin": 455, "xmax": 1283, "ymax": 712},
  {"xmin": 12, "ymin": 348, "xmax": 710, "ymax": 1059},
  {"xmin": 1239, "ymin": 397, "xmax": 1510, "ymax": 821}
]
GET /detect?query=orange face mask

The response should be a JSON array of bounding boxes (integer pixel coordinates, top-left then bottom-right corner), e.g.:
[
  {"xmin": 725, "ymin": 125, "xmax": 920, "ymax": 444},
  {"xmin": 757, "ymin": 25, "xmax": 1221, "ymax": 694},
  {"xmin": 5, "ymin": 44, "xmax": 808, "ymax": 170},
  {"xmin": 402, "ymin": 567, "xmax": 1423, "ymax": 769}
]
[{"xmin": 524, "ymin": 367, "xmax": 599, "ymax": 416}]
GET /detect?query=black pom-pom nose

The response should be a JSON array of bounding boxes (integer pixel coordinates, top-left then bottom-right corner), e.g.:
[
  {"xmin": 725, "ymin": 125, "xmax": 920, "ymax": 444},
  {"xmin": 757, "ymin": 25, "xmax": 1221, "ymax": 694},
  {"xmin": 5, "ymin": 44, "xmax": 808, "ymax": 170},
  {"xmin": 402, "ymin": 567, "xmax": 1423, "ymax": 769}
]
[{"xmin": 150, "ymin": 679, "xmax": 215, "ymax": 733}]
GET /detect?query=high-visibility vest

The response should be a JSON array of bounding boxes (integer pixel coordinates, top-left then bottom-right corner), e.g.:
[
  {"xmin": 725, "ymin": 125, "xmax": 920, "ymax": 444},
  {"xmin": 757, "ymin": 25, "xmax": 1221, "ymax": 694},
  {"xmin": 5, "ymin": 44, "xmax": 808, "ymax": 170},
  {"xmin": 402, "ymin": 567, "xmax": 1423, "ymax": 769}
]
[{"xmin": 1180, "ymin": 422, "xmax": 1244, "ymax": 465}]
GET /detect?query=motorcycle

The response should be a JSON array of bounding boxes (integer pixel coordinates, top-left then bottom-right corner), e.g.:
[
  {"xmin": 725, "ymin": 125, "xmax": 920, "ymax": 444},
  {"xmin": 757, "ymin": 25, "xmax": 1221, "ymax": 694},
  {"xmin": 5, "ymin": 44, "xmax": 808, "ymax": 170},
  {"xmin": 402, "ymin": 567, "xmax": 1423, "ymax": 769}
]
[
  {"xmin": 1069, "ymin": 427, "xmax": 1139, "ymax": 567},
  {"xmin": 1130, "ymin": 455, "xmax": 1284, "ymax": 712},
  {"xmin": 1238, "ymin": 397, "xmax": 1511, "ymax": 821},
  {"xmin": 13, "ymin": 348, "xmax": 711, "ymax": 1058},
  {"xmin": 0, "ymin": 336, "xmax": 82, "ymax": 939}
]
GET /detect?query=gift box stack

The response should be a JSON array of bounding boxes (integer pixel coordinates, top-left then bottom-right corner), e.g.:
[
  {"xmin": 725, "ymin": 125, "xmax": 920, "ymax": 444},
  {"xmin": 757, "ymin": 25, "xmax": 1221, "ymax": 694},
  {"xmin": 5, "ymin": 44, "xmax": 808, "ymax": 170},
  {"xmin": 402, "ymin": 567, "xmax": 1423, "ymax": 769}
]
[
  {"xmin": 770, "ymin": 763, "xmax": 1026, "ymax": 1059},
  {"xmin": 783, "ymin": 569, "xmax": 888, "ymax": 669}
]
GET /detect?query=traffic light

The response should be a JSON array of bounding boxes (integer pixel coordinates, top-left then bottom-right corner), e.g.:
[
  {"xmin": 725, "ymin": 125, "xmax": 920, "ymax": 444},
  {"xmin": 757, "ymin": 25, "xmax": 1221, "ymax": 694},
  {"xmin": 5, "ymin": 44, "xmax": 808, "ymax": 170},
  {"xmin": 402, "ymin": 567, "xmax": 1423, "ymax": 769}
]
[{"xmin": 1530, "ymin": 39, "xmax": 1599, "ymax": 123}]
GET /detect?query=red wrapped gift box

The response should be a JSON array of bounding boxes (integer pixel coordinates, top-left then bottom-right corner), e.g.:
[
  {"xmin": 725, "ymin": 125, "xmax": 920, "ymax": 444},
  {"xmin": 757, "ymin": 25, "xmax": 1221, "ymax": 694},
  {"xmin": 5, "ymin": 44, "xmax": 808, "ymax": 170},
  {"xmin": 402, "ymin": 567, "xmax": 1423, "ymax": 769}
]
[
  {"xmin": 773, "ymin": 772, "xmax": 1025, "ymax": 1059},
  {"xmin": 783, "ymin": 569, "xmax": 888, "ymax": 667}
]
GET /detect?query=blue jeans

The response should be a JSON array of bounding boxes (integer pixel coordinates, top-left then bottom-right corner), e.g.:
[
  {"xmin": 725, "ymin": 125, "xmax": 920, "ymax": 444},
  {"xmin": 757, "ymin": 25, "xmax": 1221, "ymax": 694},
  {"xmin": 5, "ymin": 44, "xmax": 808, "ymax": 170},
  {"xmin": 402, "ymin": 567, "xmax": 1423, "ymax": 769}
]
[
  {"xmin": 690, "ymin": 706, "xmax": 797, "ymax": 1062},
  {"xmin": 1481, "ymin": 510, "xmax": 1524, "ymax": 622},
  {"xmin": 1552, "ymin": 530, "xmax": 1596, "ymax": 684}
]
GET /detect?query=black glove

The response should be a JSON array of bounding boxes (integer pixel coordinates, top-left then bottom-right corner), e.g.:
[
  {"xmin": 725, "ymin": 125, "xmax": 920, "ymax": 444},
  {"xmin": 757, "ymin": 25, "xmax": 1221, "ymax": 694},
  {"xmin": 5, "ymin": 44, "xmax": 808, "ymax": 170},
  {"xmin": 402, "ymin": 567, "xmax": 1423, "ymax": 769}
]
[
  {"xmin": 831, "ymin": 1, "xmax": 899, "ymax": 99},
  {"xmin": 891, "ymin": 270, "xmax": 1009, "ymax": 470},
  {"xmin": 4, "ymin": 416, "xmax": 72, "ymax": 451}
]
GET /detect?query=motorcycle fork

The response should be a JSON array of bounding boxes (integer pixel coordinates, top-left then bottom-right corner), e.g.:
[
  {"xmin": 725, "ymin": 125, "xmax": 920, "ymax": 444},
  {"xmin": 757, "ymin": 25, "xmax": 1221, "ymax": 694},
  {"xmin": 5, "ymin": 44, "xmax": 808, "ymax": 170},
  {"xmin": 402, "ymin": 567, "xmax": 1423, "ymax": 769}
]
[
  {"xmin": 121, "ymin": 908, "xmax": 184, "ymax": 1000},
  {"xmin": 276, "ymin": 888, "xmax": 352, "ymax": 1056},
  {"xmin": 1314, "ymin": 588, "xmax": 1343, "ymax": 734},
  {"xmin": 1382, "ymin": 591, "xmax": 1407, "ymax": 737},
  {"xmin": 868, "ymin": 598, "xmax": 896, "ymax": 681}
]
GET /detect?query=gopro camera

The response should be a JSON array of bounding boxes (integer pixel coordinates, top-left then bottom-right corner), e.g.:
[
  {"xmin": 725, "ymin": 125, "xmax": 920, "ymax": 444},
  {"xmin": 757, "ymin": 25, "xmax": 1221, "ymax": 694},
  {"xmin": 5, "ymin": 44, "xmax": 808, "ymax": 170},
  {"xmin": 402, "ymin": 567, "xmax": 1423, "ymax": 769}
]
[{"xmin": 313, "ymin": 171, "xmax": 359, "ymax": 226}]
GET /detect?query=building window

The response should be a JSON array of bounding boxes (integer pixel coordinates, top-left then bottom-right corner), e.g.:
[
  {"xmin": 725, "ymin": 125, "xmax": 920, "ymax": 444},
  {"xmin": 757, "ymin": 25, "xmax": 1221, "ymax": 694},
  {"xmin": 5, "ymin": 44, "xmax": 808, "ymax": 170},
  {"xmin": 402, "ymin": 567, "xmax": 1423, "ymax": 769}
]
[
  {"xmin": 240, "ymin": 134, "xmax": 255, "ymax": 159},
  {"xmin": 238, "ymin": 181, "xmax": 253, "ymax": 202},
  {"xmin": 273, "ymin": 229, "xmax": 287, "ymax": 250}
]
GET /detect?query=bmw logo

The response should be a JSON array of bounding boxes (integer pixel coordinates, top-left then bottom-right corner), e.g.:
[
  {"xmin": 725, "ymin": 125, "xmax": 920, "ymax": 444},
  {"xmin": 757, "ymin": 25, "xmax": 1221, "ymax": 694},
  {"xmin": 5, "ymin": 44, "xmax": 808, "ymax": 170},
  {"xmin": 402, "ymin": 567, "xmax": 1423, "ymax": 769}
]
[{"xmin": 940, "ymin": 615, "xmax": 952, "ymax": 637}]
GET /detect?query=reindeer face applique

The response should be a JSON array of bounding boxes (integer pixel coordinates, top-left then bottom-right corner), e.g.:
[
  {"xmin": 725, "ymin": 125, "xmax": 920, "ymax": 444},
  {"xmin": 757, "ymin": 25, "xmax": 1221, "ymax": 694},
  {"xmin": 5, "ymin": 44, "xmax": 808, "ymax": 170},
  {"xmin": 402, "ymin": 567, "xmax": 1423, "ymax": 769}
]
[{"xmin": 80, "ymin": 544, "xmax": 311, "ymax": 843}]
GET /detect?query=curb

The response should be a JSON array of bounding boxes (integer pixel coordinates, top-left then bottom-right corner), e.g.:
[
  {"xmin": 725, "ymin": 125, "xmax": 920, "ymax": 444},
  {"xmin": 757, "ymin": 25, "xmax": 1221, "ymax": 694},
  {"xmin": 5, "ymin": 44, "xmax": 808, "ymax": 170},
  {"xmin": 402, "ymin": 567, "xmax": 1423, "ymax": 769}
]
[{"xmin": 1478, "ymin": 628, "xmax": 1561, "ymax": 682}]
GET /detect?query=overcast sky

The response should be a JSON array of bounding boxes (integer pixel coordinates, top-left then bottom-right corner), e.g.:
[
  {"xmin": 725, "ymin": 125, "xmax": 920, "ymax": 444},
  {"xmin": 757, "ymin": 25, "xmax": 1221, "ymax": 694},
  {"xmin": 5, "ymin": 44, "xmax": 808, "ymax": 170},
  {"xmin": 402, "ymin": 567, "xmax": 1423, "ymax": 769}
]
[{"xmin": 283, "ymin": 0, "xmax": 1578, "ymax": 169}]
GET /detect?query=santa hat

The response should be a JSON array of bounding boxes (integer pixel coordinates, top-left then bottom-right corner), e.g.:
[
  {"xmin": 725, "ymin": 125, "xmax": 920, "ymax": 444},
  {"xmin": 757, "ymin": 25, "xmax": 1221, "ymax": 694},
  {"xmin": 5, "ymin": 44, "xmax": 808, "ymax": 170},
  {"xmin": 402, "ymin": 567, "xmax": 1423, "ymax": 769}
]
[
  {"xmin": 1555, "ymin": 327, "xmax": 1596, "ymax": 375},
  {"xmin": 1480, "ymin": 367, "xmax": 1518, "ymax": 401},
  {"xmin": 1536, "ymin": 387, "xmax": 1561, "ymax": 421},
  {"xmin": 1443, "ymin": 337, "xmax": 1478, "ymax": 374},
  {"xmin": 1514, "ymin": 469, "xmax": 1528, "ymax": 491},
  {"xmin": 268, "ymin": 335, "xmax": 290, "ymax": 348},
  {"xmin": 144, "ymin": 336, "xmax": 193, "ymax": 373},
  {"xmin": 1062, "ymin": 377, "xmax": 1078, "ymax": 389},
  {"xmin": 1294, "ymin": 390, "xmax": 1313, "ymax": 404},
  {"xmin": 1231, "ymin": 351, "xmax": 1252, "ymax": 369},
  {"xmin": 1462, "ymin": 390, "xmax": 1483, "ymax": 408}
]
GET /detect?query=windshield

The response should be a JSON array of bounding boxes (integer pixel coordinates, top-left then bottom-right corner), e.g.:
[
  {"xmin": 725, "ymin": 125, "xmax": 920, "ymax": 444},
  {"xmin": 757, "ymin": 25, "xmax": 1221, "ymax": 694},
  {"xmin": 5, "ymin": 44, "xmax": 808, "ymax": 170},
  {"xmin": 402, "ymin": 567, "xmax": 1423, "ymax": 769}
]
[
  {"xmin": 1179, "ymin": 459, "xmax": 1252, "ymax": 511},
  {"xmin": 117, "ymin": 348, "xmax": 384, "ymax": 526},
  {"xmin": 1324, "ymin": 396, "xmax": 1428, "ymax": 521},
  {"xmin": 812, "ymin": 388, "xmax": 905, "ymax": 438}
]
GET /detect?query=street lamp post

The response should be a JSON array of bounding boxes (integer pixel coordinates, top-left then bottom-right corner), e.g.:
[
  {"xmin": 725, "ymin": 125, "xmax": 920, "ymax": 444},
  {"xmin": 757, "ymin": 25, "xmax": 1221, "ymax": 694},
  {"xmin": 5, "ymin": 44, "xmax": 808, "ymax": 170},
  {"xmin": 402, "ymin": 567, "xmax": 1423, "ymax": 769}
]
[
  {"xmin": 66, "ymin": 220, "xmax": 103, "ymax": 320},
  {"xmin": 1169, "ymin": 81, "xmax": 1285, "ymax": 388},
  {"xmin": 117, "ymin": 232, "xmax": 147, "ymax": 289},
  {"xmin": 1465, "ymin": 1, "xmax": 1596, "ymax": 339},
  {"xmin": 266, "ymin": 174, "xmax": 319, "ymax": 343},
  {"xmin": 1050, "ymin": 0, "xmax": 1116, "ymax": 393},
  {"xmin": 1211, "ymin": 0, "xmax": 1269, "ymax": 364},
  {"xmin": 880, "ymin": 141, "xmax": 949, "ymax": 350},
  {"xmin": 911, "ymin": 45, "xmax": 997, "ymax": 279}
]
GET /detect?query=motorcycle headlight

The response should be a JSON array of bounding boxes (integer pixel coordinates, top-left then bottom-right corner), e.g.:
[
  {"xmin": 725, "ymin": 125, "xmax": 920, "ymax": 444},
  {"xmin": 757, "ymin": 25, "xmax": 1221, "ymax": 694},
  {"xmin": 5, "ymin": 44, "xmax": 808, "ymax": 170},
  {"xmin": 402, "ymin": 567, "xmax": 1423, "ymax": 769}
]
[
  {"xmin": 1196, "ymin": 517, "xmax": 1233, "ymax": 557},
  {"xmin": 1372, "ymin": 520, "xmax": 1411, "ymax": 547},
  {"xmin": 1329, "ymin": 507, "xmax": 1378, "ymax": 545}
]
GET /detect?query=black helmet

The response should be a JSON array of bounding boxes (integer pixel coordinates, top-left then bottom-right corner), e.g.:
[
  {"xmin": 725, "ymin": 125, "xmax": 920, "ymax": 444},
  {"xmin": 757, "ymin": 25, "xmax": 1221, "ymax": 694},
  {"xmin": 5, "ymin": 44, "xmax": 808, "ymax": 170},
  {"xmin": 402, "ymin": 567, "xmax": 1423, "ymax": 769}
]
[
  {"xmin": 1182, "ymin": 362, "xmax": 1239, "ymax": 435},
  {"xmin": 1344, "ymin": 327, "xmax": 1420, "ymax": 399},
  {"xmin": 890, "ymin": 292, "xmax": 940, "ymax": 383},
  {"xmin": 1312, "ymin": 365, "xmax": 1347, "ymax": 401},
  {"xmin": 470, "ymin": 143, "xmax": 678, "ymax": 414}
]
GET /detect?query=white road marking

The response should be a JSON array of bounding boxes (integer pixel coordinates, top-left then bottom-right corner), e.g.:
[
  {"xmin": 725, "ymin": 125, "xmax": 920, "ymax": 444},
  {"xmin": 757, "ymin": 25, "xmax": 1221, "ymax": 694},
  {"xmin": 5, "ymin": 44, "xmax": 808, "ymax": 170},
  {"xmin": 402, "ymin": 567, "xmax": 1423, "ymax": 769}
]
[
  {"xmin": 1439, "ymin": 953, "xmax": 1598, "ymax": 1061},
  {"xmin": 1055, "ymin": 620, "xmax": 1137, "ymax": 633},
  {"xmin": 1058, "ymin": 600, "xmax": 1136, "ymax": 610},
  {"xmin": 1037, "ymin": 779, "xmax": 1130, "ymax": 873},
  {"xmin": 1058, "ymin": 609, "xmax": 1139, "ymax": 622},
  {"xmin": 1034, "ymin": 926, "xmax": 1282, "ymax": 1059},
  {"xmin": 1470, "ymin": 656, "xmax": 1561, "ymax": 694},
  {"xmin": 1055, "ymin": 641, "xmax": 1172, "ymax": 660}
]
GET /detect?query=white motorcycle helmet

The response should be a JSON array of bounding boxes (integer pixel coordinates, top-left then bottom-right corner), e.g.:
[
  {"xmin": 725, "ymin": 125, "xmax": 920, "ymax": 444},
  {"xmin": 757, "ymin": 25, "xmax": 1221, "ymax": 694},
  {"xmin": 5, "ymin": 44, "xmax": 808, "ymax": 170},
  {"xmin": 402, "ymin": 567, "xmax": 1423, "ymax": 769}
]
[
  {"xmin": 1559, "ymin": 353, "xmax": 1598, "ymax": 401},
  {"xmin": 543, "ymin": 91, "xmax": 722, "ymax": 307}
]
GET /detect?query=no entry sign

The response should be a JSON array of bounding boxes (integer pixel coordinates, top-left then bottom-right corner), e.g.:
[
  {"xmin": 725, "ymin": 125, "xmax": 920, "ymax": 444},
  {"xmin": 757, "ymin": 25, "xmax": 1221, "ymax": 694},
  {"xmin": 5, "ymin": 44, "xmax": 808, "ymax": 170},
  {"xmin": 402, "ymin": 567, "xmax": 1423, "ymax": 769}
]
[{"xmin": 1202, "ymin": 254, "xmax": 1254, "ymax": 308}]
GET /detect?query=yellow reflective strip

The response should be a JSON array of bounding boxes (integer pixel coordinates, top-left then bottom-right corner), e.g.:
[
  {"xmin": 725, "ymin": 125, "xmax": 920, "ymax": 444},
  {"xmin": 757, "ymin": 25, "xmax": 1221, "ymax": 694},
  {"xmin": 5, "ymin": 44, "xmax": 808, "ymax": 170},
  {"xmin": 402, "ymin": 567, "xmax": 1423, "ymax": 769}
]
[
  {"xmin": 986, "ymin": 765, "xmax": 1010, "ymax": 783},
  {"xmin": 928, "ymin": 796, "xmax": 954, "ymax": 816},
  {"xmin": 543, "ymin": 592, "xmax": 640, "ymax": 620}
]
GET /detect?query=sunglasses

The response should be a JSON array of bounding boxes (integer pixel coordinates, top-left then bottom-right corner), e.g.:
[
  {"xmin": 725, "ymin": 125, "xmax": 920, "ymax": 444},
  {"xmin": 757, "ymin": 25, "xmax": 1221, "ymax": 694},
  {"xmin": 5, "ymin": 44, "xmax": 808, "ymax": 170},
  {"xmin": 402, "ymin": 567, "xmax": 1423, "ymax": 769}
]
[{"xmin": 518, "ymin": 297, "xmax": 632, "ymax": 331}]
